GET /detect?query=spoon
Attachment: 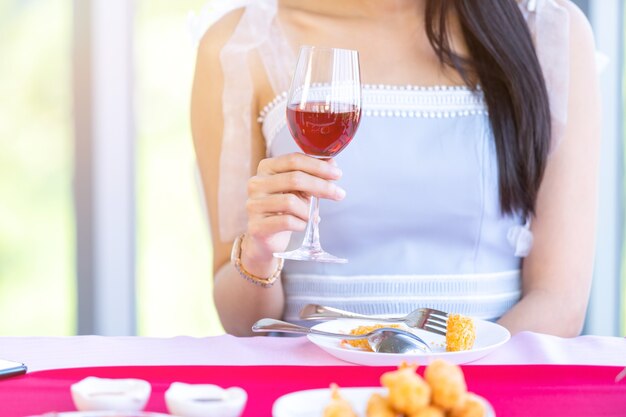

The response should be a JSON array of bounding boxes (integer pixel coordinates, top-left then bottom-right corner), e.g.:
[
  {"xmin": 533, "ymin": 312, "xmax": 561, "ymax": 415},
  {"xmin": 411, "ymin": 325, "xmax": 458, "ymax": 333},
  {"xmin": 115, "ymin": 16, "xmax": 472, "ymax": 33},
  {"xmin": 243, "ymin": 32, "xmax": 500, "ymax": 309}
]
[{"xmin": 251, "ymin": 318, "xmax": 431, "ymax": 354}]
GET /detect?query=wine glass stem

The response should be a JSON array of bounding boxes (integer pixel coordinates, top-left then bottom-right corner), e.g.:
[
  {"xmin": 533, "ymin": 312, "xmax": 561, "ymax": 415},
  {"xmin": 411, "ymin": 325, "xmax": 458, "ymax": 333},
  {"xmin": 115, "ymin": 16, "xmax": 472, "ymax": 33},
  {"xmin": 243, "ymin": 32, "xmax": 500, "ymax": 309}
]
[{"xmin": 301, "ymin": 196, "xmax": 323, "ymax": 252}]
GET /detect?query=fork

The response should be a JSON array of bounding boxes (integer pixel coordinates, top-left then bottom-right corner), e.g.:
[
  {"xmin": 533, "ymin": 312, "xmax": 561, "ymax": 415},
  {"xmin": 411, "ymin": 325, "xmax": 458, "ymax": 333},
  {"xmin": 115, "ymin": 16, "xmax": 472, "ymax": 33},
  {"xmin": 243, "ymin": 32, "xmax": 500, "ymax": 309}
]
[
  {"xmin": 299, "ymin": 304, "xmax": 448, "ymax": 336},
  {"xmin": 252, "ymin": 318, "xmax": 432, "ymax": 353}
]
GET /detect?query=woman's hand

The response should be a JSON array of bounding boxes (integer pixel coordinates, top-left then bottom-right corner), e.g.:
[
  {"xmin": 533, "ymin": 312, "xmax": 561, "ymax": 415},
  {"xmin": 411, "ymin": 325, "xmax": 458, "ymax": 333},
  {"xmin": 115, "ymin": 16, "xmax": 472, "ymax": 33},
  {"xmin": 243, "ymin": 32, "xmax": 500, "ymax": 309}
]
[{"xmin": 242, "ymin": 152, "xmax": 345, "ymax": 264}]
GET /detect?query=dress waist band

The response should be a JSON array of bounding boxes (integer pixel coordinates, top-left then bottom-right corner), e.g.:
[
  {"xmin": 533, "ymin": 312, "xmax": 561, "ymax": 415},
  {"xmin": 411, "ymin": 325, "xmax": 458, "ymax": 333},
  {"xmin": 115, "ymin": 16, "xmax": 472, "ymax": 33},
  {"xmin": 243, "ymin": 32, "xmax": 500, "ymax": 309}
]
[{"xmin": 282, "ymin": 270, "xmax": 521, "ymax": 322}]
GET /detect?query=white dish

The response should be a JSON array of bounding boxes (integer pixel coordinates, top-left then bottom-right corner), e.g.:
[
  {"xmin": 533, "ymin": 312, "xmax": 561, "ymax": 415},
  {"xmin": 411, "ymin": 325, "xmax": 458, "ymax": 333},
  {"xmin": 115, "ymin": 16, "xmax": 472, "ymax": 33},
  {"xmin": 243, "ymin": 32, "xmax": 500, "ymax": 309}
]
[
  {"xmin": 272, "ymin": 387, "xmax": 495, "ymax": 417},
  {"xmin": 307, "ymin": 318, "xmax": 510, "ymax": 366},
  {"xmin": 70, "ymin": 377, "xmax": 152, "ymax": 412},
  {"xmin": 165, "ymin": 382, "xmax": 247, "ymax": 417}
]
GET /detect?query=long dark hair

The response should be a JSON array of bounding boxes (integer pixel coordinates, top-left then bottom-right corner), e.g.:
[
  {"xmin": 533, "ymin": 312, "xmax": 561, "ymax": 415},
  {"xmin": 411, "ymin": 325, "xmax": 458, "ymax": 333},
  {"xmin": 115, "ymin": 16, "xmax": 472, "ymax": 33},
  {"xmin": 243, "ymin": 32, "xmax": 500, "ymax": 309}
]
[{"xmin": 425, "ymin": 0, "xmax": 551, "ymax": 218}]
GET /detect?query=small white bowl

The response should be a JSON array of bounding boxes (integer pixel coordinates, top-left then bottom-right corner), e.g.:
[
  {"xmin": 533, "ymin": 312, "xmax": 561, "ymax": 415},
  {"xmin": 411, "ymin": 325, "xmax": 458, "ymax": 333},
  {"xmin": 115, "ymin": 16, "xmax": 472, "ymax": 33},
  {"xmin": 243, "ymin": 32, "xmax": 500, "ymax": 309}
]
[
  {"xmin": 70, "ymin": 376, "xmax": 152, "ymax": 412},
  {"xmin": 165, "ymin": 382, "xmax": 247, "ymax": 417}
]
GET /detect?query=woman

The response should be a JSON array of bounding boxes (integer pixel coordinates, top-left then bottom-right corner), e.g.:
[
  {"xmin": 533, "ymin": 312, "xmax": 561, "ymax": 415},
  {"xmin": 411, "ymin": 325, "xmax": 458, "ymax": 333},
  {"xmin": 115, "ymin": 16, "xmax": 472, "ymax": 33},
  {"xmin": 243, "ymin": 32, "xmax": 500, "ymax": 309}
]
[{"xmin": 191, "ymin": 0, "xmax": 600, "ymax": 337}]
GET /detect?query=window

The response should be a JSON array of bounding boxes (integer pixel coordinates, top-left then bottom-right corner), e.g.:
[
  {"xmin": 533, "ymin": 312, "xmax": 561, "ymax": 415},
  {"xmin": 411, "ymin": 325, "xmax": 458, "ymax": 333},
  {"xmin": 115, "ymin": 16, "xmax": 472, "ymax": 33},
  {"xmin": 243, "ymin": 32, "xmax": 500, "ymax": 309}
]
[
  {"xmin": 135, "ymin": 0, "xmax": 223, "ymax": 336},
  {"xmin": 622, "ymin": 4, "xmax": 626, "ymax": 336},
  {"xmin": 583, "ymin": 0, "xmax": 624, "ymax": 336},
  {"xmin": 0, "ymin": 0, "xmax": 74, "ymax": 335}
]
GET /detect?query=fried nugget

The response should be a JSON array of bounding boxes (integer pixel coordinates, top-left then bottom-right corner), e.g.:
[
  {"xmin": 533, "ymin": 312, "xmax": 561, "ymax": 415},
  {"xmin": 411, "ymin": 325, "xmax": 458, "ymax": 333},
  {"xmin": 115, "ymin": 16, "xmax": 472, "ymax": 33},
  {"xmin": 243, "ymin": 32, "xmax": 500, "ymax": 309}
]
[
  {"xmin": 424, "ymin": 359, "xmax": 467, "ymax": 410},
  {"xmin": 449, "ymin": 393, "xmax": 487, "ymax": 417},
  {"xmin": 446, "ymin": 314, "xmax": 476, "ymax": 352},
  {"xmin": 366, "ymin": 393, "xmax": 396, "ymax": 417},
  {"xmin": 409, "ymin": 405, "xmax": 446, "ymax": 417},
  {"xmin": 323, "ymin": 384, "xmax": 358, "ymax": 417},
  {"xmin": 381, "ymin": 363, "xmax": 431, "ymax": 414}
]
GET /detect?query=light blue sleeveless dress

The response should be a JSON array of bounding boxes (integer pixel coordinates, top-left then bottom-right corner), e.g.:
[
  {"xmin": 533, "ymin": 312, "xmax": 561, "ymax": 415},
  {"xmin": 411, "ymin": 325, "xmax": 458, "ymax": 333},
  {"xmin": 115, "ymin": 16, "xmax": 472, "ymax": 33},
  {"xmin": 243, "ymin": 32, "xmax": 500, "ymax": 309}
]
[
  {"xmin": 190, "ymin": 0, "xmax": 553, "ymax": 324},
  {"xmin": 260, "ymin": 85, "xmax": 530, "ymax": 322}
]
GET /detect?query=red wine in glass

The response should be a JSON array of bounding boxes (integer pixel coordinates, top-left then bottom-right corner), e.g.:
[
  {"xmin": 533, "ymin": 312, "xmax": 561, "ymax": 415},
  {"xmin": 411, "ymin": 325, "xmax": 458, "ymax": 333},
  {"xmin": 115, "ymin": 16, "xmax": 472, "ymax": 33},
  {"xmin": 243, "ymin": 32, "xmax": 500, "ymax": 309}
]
[
  {"xmin": 274, "ymin": 46, "xmax": 361, "ymax": 263},
  {"xmin": 287, "ymin": 102, "xmax": 361, "ymax": 158}
]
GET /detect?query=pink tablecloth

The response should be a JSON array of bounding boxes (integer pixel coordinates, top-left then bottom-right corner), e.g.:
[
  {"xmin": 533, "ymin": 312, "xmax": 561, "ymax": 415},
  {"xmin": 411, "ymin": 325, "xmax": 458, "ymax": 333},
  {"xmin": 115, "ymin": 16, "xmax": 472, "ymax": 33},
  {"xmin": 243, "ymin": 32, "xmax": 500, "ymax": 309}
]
[
  {"xmin": 2, "ymin": 365, "xmax": 626, "ymax": 417},
  {"xmin": 0, "ymin": 331, "xmax": 624, "ymax": 372}
]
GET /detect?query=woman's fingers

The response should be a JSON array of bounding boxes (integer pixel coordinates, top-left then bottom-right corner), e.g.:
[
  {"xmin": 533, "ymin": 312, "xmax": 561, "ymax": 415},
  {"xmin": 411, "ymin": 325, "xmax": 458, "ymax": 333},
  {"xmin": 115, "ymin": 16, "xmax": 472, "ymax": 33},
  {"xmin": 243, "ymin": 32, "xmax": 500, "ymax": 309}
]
[
  {"xmin": 243, "ymin": 152, "xmax": 343, "ymax": 250},
  {"xmin": 248, "ymin": 171, "xmax": 346, "ymax": 201},
  {"xmin": 257, "ymin": 153, "xmax": 342, "ymax": 180},
  {"xmin": 251, "ymin": 153, "xmax": 344, "ymax": 200},
  {"xmin": 246, "ymin": 193, "xmax": 310, "ymax": 221},
  {"xmin": 248, "ymin": 214, "xmax": 308, "ymax": 237}
]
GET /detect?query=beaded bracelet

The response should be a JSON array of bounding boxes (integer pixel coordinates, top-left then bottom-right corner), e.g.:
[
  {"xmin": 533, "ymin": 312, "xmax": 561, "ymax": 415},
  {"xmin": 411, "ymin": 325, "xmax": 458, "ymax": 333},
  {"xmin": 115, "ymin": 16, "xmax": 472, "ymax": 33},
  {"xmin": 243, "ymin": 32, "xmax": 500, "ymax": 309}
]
[{"xmin": 230, "ymin": 234, "xmax": 284, "ymax": 288}]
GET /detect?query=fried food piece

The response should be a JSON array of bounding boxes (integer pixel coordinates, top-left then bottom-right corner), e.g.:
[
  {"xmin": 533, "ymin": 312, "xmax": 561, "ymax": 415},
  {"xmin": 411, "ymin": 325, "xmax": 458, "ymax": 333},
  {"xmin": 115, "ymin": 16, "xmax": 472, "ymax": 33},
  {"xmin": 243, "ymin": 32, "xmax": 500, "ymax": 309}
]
[
  {"xmin": 449, "ymin": 393, "xmax": 487, "ymax": 417},
  {"xmin": 381, "ymin": 363, "xmax": 431, "ymax": 414},
  {"xmin": 323, "ymin": 384, "xmax": 358, "ymax": 417},
  {"xmin": 366, "ymin": 393, "xmax": 396, "ymax": 417},
  {"xmin": 446, "ymin": 314, "xmax": 476, "ymax": 352},
  {"xmin": 409, "ymin": 405, "xmax": 446, "ymax": 417},
  {"xmin": 424, "ymin": 359, "xmax": 467, "ymax": 410},
  {"xmin": 342, "ymin": 324, "xmax": 402, "ymax": 351}
]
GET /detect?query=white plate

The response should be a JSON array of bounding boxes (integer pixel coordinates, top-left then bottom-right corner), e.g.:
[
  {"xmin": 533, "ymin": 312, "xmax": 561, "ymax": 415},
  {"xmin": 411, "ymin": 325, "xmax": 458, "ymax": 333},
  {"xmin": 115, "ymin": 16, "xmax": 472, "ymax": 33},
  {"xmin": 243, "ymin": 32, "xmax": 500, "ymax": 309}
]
[
  {"xmin": 272, "ymin": 387, "xmax": 495, "ymax": 417},
  {"xmin": 307, "ymin": 319, "xmax": 510, "ymax": 366}
]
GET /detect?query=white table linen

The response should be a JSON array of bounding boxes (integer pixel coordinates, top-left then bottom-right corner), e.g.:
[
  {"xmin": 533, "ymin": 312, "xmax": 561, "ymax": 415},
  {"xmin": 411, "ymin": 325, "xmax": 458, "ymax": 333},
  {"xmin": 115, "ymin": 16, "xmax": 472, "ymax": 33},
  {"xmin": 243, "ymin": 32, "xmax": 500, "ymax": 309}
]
[{"xmin": 0, "ymin": 331, "xmax": 624, "ymax": 372}]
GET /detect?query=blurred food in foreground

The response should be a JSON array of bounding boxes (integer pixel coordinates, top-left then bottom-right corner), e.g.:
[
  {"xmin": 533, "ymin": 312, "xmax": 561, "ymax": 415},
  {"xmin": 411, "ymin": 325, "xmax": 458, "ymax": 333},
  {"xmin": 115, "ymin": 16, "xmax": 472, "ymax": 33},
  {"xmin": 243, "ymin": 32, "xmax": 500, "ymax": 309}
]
[
  {"xmin": 323, "ymin": 360, "xmax": 488, "ymax": 417},
  {"xmin": 324, "ymin": 383, "xmax": 358, "ymax": 417}
]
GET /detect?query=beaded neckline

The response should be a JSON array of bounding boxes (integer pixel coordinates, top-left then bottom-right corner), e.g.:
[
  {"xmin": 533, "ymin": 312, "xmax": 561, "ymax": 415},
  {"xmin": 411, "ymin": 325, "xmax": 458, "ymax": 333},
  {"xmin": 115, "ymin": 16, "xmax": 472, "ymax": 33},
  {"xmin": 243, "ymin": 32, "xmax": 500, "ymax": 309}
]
[
  {"xmin": 363, "ymin": 83, "xmax": 476, "ymax": 91},
  {"xmin": 258, "ymin": 83, "xmax": 484, "ymax": 123},
  {"xmin": 259, "ymin": 83, "xmax": 487, "ymax": 150}
]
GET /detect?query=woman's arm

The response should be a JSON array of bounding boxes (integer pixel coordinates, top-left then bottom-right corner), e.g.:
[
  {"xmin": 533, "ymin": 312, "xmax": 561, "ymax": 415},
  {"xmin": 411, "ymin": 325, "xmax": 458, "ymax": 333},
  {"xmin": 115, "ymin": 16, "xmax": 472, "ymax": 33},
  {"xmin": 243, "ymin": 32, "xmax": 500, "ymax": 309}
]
[
  {"xmin": 191, "ymin": 11, "xmax": 345, "ymax": 336},
  {"xmin": 191, "ymin": 10, "xmax": 284, "ymax": 336},
  {"xmin": 498, "ymin": 1, "xmax": 601, "ymax": 337}
]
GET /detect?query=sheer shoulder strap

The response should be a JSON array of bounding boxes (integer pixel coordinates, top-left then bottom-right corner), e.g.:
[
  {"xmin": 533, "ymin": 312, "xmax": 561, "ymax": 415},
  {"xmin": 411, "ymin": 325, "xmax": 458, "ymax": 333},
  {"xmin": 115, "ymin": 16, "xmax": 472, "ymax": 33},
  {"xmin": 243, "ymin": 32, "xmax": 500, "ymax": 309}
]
[
  {"xmin": 191, "ymin": 0, "xmax": 294, "ymax": 241},
  {"xmin": 257, "ymin": 17, "xmax": 294, "ymax": 96},
  {"xmin": 518, "ymin": 0, "xmax": 570, "ymax": 151}
]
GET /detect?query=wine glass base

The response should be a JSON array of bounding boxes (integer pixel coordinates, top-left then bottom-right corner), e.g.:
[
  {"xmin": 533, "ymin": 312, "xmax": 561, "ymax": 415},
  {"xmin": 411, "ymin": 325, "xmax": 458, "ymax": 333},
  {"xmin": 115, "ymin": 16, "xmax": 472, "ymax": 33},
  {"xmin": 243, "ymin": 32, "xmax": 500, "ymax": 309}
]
[{"xmin": 274, "ymin": 248, "xmax": 348, "ymax": 264}]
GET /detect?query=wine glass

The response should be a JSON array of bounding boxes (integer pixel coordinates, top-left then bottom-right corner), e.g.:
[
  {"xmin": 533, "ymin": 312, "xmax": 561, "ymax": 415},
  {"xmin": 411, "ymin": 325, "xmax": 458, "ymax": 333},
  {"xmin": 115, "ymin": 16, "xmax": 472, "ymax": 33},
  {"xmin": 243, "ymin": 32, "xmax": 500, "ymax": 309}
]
[{"xmin": 274, "ymin": 46, "xmax": 362, "ymax": 263}]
